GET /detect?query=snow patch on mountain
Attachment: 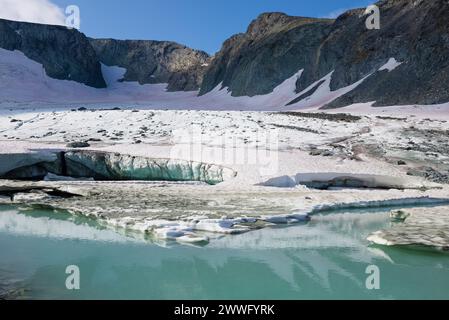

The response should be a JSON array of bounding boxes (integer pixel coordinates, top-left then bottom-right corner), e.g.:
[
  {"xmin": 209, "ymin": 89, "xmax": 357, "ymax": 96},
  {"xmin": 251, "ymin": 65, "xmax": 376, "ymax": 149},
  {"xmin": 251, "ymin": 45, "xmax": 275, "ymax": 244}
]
[
  {"xmin": 288, "ymin": 71, "xmax": 372, "ymax": 109},
  {"xmin": 0, "ymin": 48, "xmax": 307, "ymax": 110},
  {"xmin": 379, "ymin": 58, "xmax": 403, "ymax": 72},
  {"xmin": 100, "ymin": 63, "xmax": 126, "ymax": 86},
  {"xmin": 0, "ymin": 49, "xmax": 411, "ymax": 112},
  {"xmin": 200, "ymin": 69, "xmax": 303, "ymax": 109}
]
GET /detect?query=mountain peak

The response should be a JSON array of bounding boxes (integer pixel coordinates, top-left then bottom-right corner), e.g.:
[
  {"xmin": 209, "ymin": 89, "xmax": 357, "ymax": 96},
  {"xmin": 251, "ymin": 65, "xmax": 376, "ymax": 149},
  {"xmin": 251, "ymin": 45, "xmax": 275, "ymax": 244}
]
[{"xmin": 247, "ymin": 12, "xmax": 331, "ymax": 38}]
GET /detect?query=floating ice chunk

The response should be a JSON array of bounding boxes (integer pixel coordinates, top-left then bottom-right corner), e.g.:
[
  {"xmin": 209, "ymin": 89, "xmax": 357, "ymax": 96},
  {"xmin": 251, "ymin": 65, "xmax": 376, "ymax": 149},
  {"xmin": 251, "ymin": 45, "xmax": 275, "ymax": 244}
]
[
  {"xmin": 105, "ymin": 212, "xmax": 312, "ymax": 245},
  {"xmin": 367, "ymin": 231, "xmax": 394, "ymax": 246},
  {"xmin": 236, "ymin": 217, "xmax": 258, "ymax": 224},
  {"xmin": 176, "ymin": 234, "xmax": 209, "ymax": 244},
  {"xmin": 152, "ymin": 225, "xmax": 210, "ymax": 244},
  {"xmin": 288, "ymin": 213, "xmax": 311, "ymax": 222},
  {"xmin": 390, "ymin": 210, "xmax": 411, "ymax": 222},
  {"xmin": 262, "ymin": 212, "xmax": 310, "ymax": 224},
  {"xmin": 12, "ymin": 192, "xmax": 54, "ymax": 202},
  {"xmin": 154, "ymin": 227, "xmax": 189, "ymax": 239},
  {"xmin": 193, "ymin": 218, "xmax": 250, "ymax": 234}
]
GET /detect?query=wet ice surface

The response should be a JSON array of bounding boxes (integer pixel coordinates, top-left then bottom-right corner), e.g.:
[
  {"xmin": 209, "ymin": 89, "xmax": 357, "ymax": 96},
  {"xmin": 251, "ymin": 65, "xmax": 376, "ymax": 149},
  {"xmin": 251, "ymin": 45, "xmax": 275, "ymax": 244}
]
[
  {"xmin": 1, "ymin": 205, "xmax": 449, "ymax": 299},
  {"xmin": 2, "ymin": 179, "xmax": 448, "ymax": 245},
  {"xmin": 368, "ymin": 206, "xmax": 449, "ymax": 250},
  {"xmin": 1, "ymin": 181, "xmax": 314, "ymax": 244},
  {"xmin": 2, "ymin": 179, "xmax": 449, "ymax": 246}
]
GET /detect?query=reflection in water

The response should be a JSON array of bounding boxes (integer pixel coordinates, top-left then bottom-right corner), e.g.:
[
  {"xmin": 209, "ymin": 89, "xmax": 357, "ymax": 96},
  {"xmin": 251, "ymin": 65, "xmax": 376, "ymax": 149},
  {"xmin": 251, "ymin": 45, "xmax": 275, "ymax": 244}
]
[
  {"xmin": 1, "ymin": 206, "xmax": 449, "ymax": 299},
  {"xmin": 0, "ymin": 207, "xmax": 137, "ymax": 244}
]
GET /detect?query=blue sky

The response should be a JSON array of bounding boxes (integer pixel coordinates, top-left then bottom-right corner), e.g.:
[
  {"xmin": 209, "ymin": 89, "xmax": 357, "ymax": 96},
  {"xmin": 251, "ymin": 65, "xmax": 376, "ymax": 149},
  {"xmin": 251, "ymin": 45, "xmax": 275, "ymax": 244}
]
[{"xmin": 52, "ymin": 0, "xmax": 373, "ymax": 54}]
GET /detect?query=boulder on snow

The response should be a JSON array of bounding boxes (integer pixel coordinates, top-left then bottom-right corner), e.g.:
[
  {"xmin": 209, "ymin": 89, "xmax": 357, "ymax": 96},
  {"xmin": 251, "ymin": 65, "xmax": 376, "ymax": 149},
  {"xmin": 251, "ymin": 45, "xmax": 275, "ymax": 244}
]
[{"xmin": 66, "ymin": 141, "xmax": 90, "ymax": 148}]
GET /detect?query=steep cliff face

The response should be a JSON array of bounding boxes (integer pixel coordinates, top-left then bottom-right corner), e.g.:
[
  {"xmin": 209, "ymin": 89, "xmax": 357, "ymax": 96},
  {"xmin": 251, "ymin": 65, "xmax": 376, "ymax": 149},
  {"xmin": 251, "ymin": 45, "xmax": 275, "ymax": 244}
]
[
  {"xmin": 0, "ymin": 19, "xmax": 106, "ymax": 88},
  {"xmin": 0, "ymin": 19, "xmax": 210, "ymax": 92},
  {"xmin": 89, "ymin": 39, "xmax": 210, "ymax": 91},
  {"xmin": 0, "ymin": 151, "xmax": 236, "ymax": 185},
  {"xmin": 200, "ymin": 0, "xmax": 449, "ymax": 108},
  {"xmin": 199, "ymin": 13, "xmax": 333, "ymax": 97},
  {"xmin": 320, "ymin": 0, "xmax": 449, "ymax": 108}
]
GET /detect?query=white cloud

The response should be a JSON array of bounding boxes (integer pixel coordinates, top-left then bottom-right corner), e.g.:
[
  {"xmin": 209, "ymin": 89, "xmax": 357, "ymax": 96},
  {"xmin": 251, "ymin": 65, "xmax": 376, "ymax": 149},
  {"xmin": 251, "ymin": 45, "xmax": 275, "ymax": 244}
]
[
  {"xmin": 0, "ymin": 0, "xmax": 65, "ymax": 26},
  {"xmin": 323, "ymin": 8, "xmax": 350, "ymax": 19}
]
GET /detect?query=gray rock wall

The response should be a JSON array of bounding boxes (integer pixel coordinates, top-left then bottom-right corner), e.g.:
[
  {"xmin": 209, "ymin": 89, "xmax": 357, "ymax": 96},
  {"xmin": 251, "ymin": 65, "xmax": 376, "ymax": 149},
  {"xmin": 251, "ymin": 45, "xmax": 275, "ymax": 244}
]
[
  {"xmin": 200, "ymin": 0, "xmax": 449, "ymax": 108},
  {"xmin": 0, "ymin": 19, "xmax": 210, "ymax": 92},
  {"xmin": 199, "ymin": 13, "xmax": 333, "ymax": 97},
  {"xmin": 89, "ymin": 39, "xmax": 210, "ymax": 91},
  {"xmin": 0, "ymin": 19, "xmax": 106, "ymax": 88}
]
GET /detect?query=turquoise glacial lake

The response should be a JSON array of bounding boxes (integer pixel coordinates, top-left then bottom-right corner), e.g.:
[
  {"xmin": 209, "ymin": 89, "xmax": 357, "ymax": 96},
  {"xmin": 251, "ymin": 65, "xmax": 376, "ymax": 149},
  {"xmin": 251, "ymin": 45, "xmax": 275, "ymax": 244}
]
[{"xmin": 1, "ymin": 205, "xmax": 449, "ymax": 300}]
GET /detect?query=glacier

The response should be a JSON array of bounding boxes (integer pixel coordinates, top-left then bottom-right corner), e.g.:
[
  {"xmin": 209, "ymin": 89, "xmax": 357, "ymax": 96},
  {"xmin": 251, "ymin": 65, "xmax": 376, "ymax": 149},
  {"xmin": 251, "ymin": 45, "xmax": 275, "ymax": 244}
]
[
  {"xmin": 65, "ymin": 151, "xmax": 237, "ymax": 185},
  {"xmin": 0, "ymin": 150, "xmax": 237, "ymax": 185}
]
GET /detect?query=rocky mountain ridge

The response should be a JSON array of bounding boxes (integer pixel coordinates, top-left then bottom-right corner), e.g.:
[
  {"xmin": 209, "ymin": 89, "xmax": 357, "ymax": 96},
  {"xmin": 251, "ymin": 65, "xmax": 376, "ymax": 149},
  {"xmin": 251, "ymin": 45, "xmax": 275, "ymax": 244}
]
[
  {"xmin": 89, "ymin": 39, "xmax": 210, "ymax": 91},
  {"xmin": 0, "ymin": 18, "xmax": 106, "ymax": 88},
  {"xmin": 1, "ymin": 0, "xmax": 448, "ymax": 108},
  {"xmin": 200, "ymin": 0, "xmax": 449, "ymax": 108},
  {"xmin": 0, "ymin": 18, "xmax": 209, "ymax": 92}
]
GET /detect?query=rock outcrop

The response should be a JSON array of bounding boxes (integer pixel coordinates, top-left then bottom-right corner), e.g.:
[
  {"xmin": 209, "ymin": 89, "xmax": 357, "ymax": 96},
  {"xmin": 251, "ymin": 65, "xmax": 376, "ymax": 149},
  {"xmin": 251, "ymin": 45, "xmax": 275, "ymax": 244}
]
[
  {"xmin": 200, "ymin": 0, "xmax": 449, "ymax": 108},
  {"xmin": 89, "ymin": 39, "xmax": 210, "ymax": 91},
  {"xmin": 318, "ymin": 0, "xmax": 449, "ymax": 108},
  {"xmin": 0, "ymin": 19, "xmax": 210, "ymax": 92},
  {"xmin": 199, "ymin": 13, "xmax": 333, "ymax": 97},
  {"xmin": 0, "ymin": 18, "xmax": 106, "ymax": 88}
]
